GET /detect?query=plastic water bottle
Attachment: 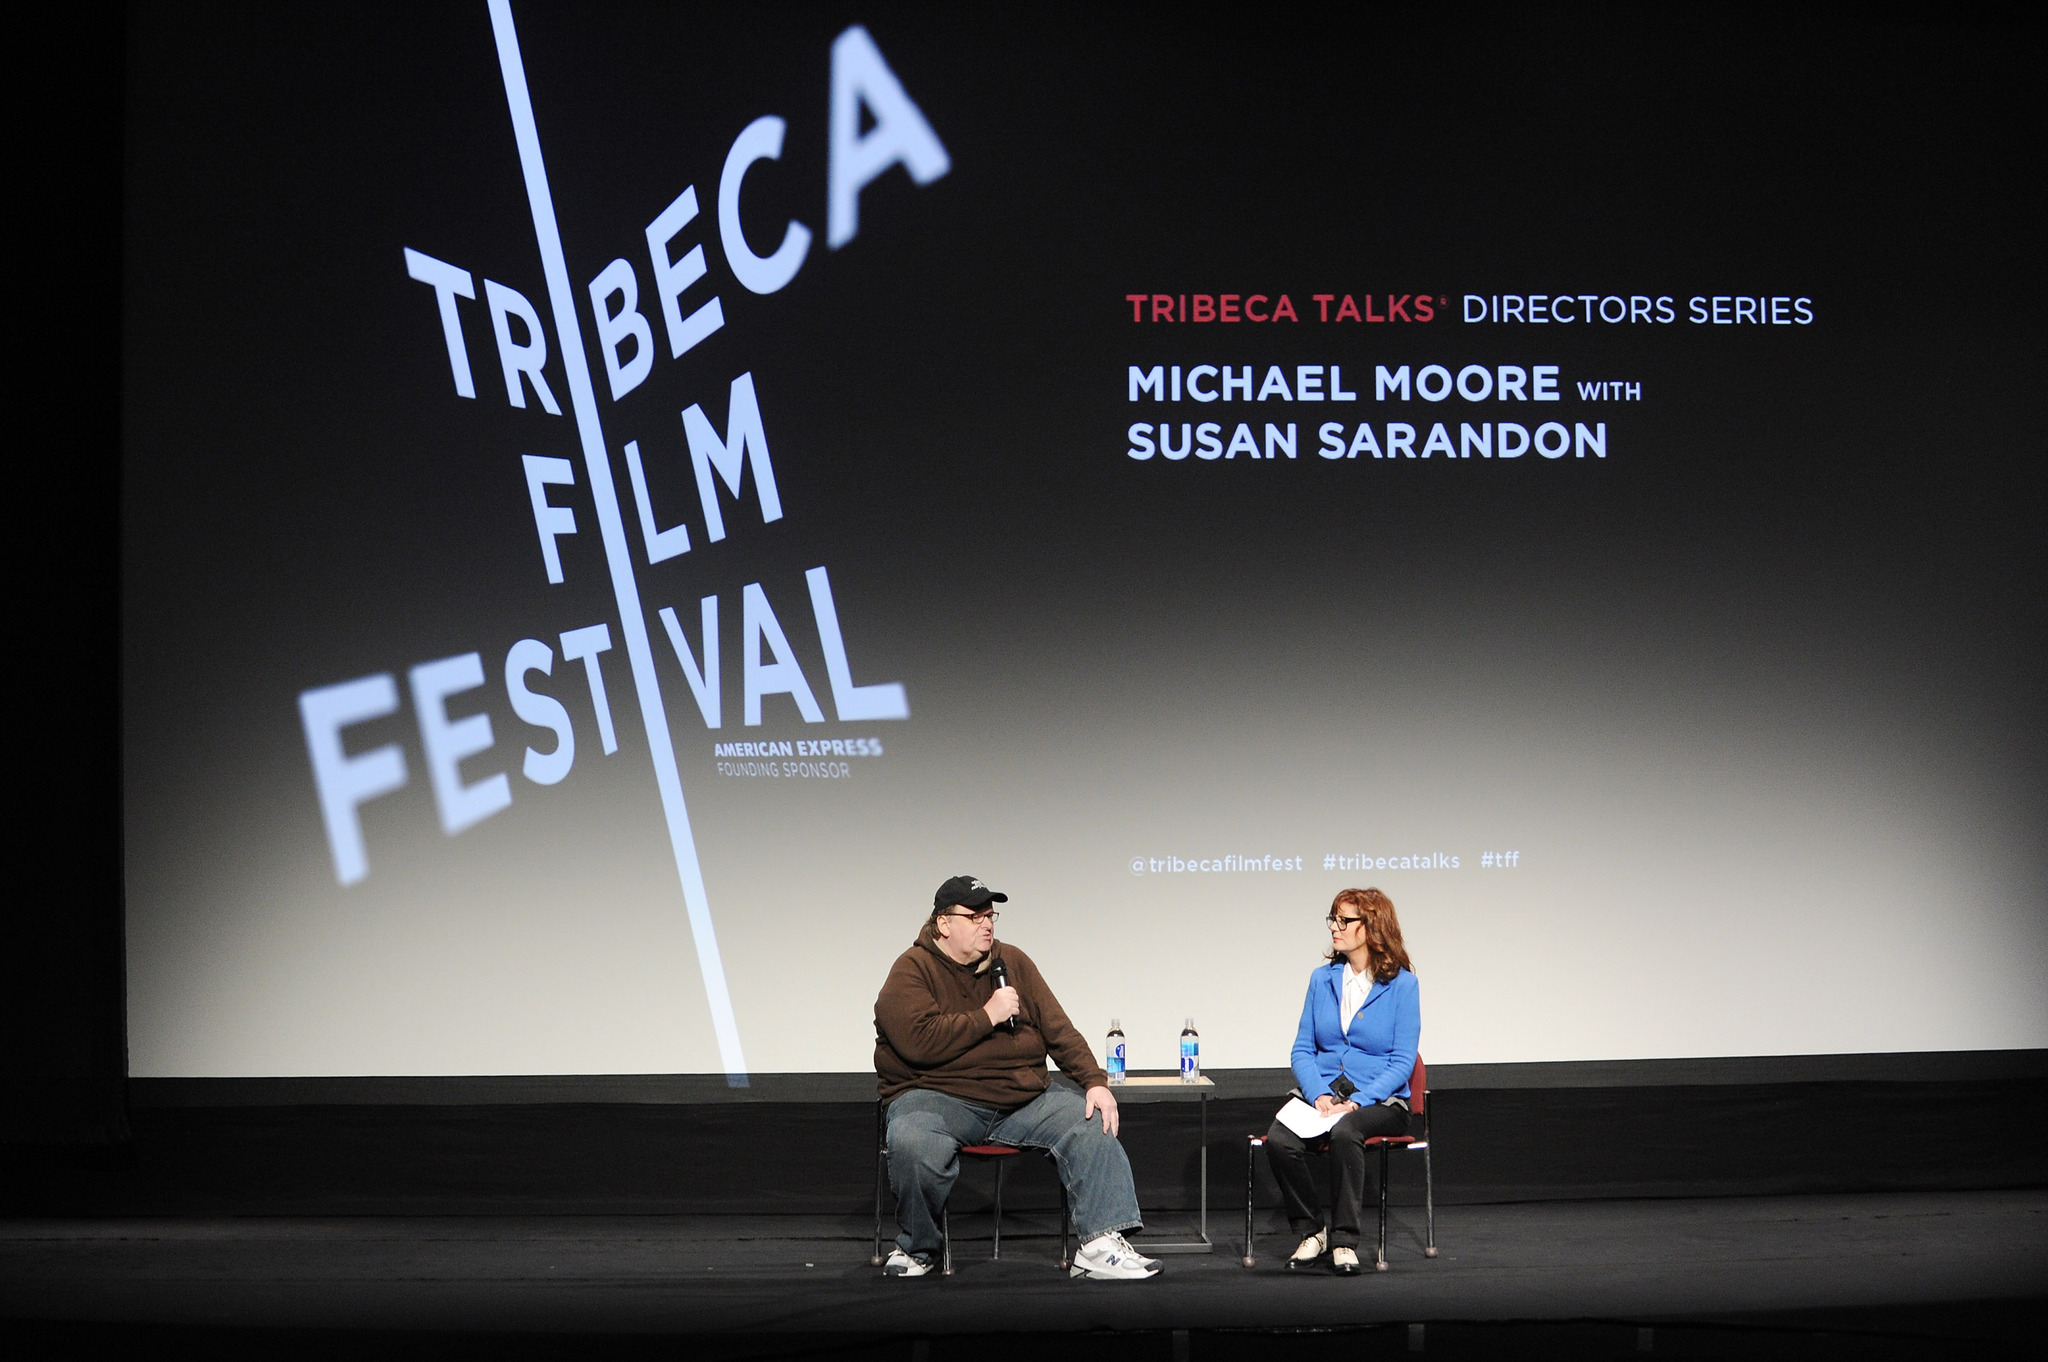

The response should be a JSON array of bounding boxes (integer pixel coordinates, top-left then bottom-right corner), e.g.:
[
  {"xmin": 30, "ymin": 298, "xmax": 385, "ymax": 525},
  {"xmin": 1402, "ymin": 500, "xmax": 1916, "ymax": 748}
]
[
  {"xmin": 1106, "ymin": 1019, "xmax": 1127, "ymax": 1085},
  {"xmin": 1179, "ymin": 1017, "xmax": 1200, "ymax": 1083}
]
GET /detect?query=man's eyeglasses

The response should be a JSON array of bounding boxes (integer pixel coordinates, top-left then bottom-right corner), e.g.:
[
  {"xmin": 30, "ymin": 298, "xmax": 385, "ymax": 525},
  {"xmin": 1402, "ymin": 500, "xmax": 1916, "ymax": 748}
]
[
  {"xmin": 1325, "ymin": 915, "xmax": 1365, "ymax": 929},
  {"xmin": 942, "ymin": 909, "xmax": 999, "ymax": 924}
]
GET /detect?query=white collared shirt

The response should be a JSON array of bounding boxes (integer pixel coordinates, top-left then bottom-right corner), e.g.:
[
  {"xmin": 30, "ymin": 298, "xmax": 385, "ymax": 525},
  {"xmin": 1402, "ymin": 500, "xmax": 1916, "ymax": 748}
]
[{"xmin": 1341, "ymin": 963, "xmax": 1374, "ymax": 1033}]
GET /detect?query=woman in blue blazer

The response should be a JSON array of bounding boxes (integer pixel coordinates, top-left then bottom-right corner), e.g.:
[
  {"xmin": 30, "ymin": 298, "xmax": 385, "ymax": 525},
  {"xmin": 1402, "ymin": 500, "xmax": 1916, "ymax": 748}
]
[{"xmin": 1264, "ymin": 887, "xmax": 1420, "ymax": 1275}]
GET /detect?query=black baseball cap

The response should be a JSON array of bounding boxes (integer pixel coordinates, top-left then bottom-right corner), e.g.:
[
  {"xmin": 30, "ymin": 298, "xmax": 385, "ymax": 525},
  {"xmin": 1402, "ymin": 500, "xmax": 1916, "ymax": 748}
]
[{"xmin": 933, "ymin": 875, "xmax": 1009, "ymax": 912}]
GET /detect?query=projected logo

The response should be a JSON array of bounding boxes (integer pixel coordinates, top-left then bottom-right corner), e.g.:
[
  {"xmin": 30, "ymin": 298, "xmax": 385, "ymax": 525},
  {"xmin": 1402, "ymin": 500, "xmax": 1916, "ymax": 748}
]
[{"xmin": 293, "ymin": 4, "xmax": 947, "ymax": 1080}]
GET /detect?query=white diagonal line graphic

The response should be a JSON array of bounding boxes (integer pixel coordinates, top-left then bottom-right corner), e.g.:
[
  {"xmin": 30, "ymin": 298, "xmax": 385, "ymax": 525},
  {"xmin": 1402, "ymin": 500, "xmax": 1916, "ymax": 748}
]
[{"xmin": 488, "ymin": 0, "xmax": 748, "ymax": 1083}]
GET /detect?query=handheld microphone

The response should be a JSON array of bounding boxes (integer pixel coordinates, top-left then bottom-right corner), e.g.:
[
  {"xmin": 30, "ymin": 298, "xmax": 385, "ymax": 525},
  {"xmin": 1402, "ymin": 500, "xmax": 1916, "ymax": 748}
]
[{"xmin": 990, "ymin": 957, "xmax": 1017, "ymax": 1032}]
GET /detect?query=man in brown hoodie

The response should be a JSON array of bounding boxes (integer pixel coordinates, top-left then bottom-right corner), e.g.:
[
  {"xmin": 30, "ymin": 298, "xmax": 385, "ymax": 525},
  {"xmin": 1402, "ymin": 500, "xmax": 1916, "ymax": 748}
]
[{"xmin": 874, "ymin": 875, "xmax": 1158, "ymax": 1279}]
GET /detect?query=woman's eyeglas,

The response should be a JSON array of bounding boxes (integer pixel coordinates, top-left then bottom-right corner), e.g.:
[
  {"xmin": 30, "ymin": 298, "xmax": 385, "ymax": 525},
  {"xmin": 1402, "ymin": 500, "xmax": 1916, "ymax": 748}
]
[{"xmin": 1325, "ymin": 915, "xmax": 1365, "ymax": 929}]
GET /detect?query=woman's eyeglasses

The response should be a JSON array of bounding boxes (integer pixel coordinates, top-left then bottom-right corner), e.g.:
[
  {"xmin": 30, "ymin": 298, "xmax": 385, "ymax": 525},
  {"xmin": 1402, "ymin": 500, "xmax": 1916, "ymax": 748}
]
[{"xmin": 1325, "ymin": 915, "xmax": 1365, "ymax": 928}]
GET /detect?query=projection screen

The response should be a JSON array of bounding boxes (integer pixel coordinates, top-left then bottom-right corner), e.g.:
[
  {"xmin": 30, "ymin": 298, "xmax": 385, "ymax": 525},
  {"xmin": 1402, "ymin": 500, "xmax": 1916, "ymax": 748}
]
[{"xmin": 122, "ymin": 4, "xmax": 2046, "ymax": 1079}]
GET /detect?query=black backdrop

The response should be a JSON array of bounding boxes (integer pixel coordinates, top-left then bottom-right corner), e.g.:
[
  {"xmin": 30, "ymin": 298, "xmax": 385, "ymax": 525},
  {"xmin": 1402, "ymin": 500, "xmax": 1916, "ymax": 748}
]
[{"xmin": 5, "ymin": 3, "xmax": 127, "ymax": 1146}]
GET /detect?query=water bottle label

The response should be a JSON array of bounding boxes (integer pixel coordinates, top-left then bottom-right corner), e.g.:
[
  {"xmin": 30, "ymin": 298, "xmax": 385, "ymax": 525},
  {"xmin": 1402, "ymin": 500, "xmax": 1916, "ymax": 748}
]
[
  {"xmin": 1180, "ymin": 1038, "xmax": 1198, "ymax": 1077},
  {"xmin": 1108, "ymin": 1042, "xmax": 1126, "ymax": 1079}
]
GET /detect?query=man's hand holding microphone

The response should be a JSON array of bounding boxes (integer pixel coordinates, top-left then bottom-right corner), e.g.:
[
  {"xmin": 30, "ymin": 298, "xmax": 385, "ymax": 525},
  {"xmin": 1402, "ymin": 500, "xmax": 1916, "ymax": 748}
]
[{"xmin": 983, "ymin": 983, "xmax": 1021, "ymax": 1030}]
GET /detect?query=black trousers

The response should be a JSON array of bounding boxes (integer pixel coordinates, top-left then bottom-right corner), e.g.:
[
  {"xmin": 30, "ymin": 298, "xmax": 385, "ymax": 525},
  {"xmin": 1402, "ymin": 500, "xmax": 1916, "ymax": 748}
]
[{"xmin": 1263, "ymin": 1101, "xmax": 1410, "ymax": 1249}]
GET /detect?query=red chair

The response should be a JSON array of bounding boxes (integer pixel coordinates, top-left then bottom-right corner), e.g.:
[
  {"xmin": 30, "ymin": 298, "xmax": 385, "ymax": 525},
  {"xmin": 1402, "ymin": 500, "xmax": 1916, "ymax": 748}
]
[
  {"xmin": 1242, "ymin": 1054, "xmax": 1436, "ymax": 1271},
  {"xmin": 872, "ymin": 1101, "xmax": 1072, "ymax": 1275}
]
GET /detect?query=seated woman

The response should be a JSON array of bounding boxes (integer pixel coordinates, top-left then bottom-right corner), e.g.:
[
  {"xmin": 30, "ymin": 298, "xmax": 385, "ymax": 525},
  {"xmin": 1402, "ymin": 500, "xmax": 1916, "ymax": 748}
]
[{"xmin": 1263, "ymin": 887, "xmax": 1421, "ymax": 1275}]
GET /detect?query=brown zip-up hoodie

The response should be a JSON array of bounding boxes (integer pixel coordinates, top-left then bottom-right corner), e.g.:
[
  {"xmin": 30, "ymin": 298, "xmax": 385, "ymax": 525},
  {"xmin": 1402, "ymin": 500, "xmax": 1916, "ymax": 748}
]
[{"xmin": 873, "ymin": 919, "xmax": 1108, "ymax": 1108}]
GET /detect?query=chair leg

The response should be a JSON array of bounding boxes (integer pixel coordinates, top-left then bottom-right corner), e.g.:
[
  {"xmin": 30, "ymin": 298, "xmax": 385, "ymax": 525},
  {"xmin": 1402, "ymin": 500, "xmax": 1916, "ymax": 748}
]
[
  {"xmin": 1374, "ymin": 1142, "xmax": 1390, "ymax": 1272},
  {"xmin": 1243, "ymin": 1135, "xmax": 1260, "ymax": 1267},
  {"xmin": 1423, "ymin": 1141, "xmax": 1438, "ymax": 1258},
  {"xmin": 941, "ymin": 1204, "xmax": 953, "ymax": 1276},
  {"xmin": 872, "ymin": 1101, "xmax": 888, "ymax": 1267},
  {"xmin": 873, "ymin": 1145, "xmax": 888, "ymax": 1266},
  {"xmin": 1059, "ymin": 1176, "xmax": 1072, "ymax": 1269},
  {"xmin": 991, "ymin": 1158, "xmax": 1005, "ymax": 1261}
]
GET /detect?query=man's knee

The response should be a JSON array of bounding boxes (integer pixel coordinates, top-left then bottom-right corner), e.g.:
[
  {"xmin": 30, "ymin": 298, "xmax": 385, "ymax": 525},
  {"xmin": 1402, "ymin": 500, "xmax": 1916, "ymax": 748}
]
[
  {"xmin": 1056, "ymin": 1101, "xmax": 1115, "ymax": 1148},
  {"xmin": 888, "ymin": 1119, "xmax": 958, "ymax": 1172}
]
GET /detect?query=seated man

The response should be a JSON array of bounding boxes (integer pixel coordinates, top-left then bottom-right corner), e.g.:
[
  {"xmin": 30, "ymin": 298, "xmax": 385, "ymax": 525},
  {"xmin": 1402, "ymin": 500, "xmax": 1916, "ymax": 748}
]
[{"xmin": 875, "ymin": 875, "xmax": 1160, "ymax": 1280}]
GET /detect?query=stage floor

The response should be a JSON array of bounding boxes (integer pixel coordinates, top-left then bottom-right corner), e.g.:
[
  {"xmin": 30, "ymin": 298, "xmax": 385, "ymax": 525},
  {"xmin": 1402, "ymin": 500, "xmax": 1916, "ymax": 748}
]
[{"xmin": 3, "ymin": 1190, "xmax": 2043, "ymax": 1350}]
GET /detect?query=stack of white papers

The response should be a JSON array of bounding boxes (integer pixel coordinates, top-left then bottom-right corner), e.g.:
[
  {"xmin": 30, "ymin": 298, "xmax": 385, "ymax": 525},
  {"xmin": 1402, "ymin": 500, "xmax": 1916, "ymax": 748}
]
[{"xmin": 1275, "ymin": 1096, "xmax": 1344, "ymax": 1138}]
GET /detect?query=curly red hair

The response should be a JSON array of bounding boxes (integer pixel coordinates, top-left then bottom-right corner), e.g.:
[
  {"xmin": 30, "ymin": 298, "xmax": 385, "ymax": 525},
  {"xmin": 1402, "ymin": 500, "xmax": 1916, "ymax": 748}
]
[{"xmin": 1325, "ymin": 887, "xmax": 1412, "ymax": 982}]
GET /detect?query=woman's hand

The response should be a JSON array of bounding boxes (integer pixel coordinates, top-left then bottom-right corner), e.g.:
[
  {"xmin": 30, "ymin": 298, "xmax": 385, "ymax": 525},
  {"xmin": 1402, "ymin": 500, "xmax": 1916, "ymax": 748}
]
[{"xmin": 1314, "ymin": 1094, "xmax": 1360, "ymax": 1117}]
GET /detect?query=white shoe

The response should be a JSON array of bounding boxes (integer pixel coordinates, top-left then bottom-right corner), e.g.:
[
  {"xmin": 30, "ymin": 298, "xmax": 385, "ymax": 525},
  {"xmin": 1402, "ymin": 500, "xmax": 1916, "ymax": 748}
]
[
  {"xmin": 1070, "ymin": 1231, "xmax": 1161, "ymax": 1280},
  {"xmin": 884, "ymin": 1247, "xmax": 935, "ymax": 1277},
  {"xmin": 1286, "ymin": 1229, "xmax": 1328, "ymax": 1268}
]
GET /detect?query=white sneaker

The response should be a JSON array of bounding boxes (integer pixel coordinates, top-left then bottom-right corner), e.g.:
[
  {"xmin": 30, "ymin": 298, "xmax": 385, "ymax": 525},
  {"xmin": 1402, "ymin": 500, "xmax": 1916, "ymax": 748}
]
[
  {"xmin": 884, "ymin": 1247, "xmax": 935, "ymax": 1277},
  {"xmin": 1286, "ymin": 1229, "xmax": 1328, "ymax": 1268},
  {"xmin": 1069, "ymin": 1231, "xmax": 1161, "ymax": 1280}
]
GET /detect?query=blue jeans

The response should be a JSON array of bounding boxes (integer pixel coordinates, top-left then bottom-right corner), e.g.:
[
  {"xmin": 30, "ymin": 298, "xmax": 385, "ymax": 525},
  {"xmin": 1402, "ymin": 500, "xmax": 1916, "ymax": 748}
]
[{"xmin": 886, "ymin": 1085, "xmax": 1144, "ymax": 1256}]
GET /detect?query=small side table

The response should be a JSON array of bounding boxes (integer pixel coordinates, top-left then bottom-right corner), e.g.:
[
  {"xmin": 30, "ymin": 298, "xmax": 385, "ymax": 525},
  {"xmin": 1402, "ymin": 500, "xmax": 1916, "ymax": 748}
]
[{"xmin": 1110, "ymin": 1074, "xmax": 1215, "ymax": 1253}]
